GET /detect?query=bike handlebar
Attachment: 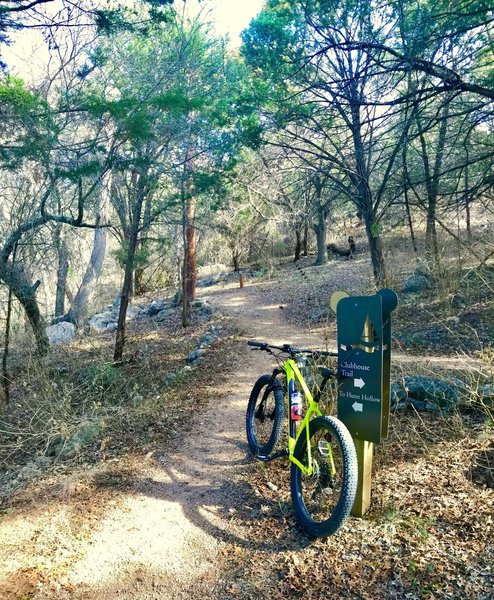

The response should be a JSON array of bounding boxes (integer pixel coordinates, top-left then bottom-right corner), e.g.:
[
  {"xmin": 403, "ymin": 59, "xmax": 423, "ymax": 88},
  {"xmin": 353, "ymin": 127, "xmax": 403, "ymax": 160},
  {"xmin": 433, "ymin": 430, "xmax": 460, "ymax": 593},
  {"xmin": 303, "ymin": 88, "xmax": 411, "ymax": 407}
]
[{"xmin": 248, "ymin": 340, "xmax": 337, "ymax": 358}]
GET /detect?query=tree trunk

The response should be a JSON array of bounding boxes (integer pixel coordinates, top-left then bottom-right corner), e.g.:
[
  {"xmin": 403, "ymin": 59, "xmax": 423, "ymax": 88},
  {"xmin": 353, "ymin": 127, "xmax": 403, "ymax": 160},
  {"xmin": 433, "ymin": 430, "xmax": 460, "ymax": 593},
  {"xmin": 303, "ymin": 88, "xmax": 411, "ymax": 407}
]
[
  {"xmin": 185, "ymin": 199, "xmax": 196, "ymax": 300},
  {"xmin": 1, "ymin": 243, "xmax": 17, "ymax": 409},
  {"xmin": 294, "ymin": 226, "xmax": 302, "ymax": 262},
  {"xmin": 232, "ymin": 247, "xmax": 241, "ymax": 272},
  {"xmin": 404, "ymin": 188, "xmax": 418, "ymax": 259},
  {"xmin": 313, "ymin": 178, "xmax": 327, "ymax": 266},
  {"xmin": 417, "ymin": 101, "xmax": 450, "ymax": 264},
  {"xmin": 425, "ymin": 198, "xmax": 439, "ymax": 262},
  {"xmin": 63, "ymin": 172, "xmax": 110, "ymax": 325},
  {"xmin": 303, "ymin": 224, "xmax": 308, "ymax": 256},
  {"xmin": 349, "ymin": 89, "xmax": 386, "ymax": 287},
  {"xmin": 1, "ymin": 280, "xmax": 14, "ymax": 409},
  {"xmin": 314, "ymin": 216, "xmax": 327, "ymax": 266},
  {"xmin": 54, "ymin": 225, "xmax": 69, "ymax": 317},
  {"xmin": 363, "ymin": 210, "xmax": 386, "ymax": 287},
  {"xmin": 113, "ymin": 172, "xmax": 145, "ymax": 363},
  {"xmin": 464, "ymin": 164, "xmax": 472, "ymax": 241},
  {"xmin": 134, "ymin": 195, "xmax": 153, "ymax": 296},
  {"xmin": 402, "ymin": 140, "xmax": 418, "ymax": 258},
  {"xmin": 134, "ymin": 265, "xmax": 145, "ymax": 296},
  {"xmin": 182, "ymin": 149, "xmax": 196, "ymax": 327},
  {"xmin": 0, "ymin": 261, "xmax": 49, "ymax": 355}
]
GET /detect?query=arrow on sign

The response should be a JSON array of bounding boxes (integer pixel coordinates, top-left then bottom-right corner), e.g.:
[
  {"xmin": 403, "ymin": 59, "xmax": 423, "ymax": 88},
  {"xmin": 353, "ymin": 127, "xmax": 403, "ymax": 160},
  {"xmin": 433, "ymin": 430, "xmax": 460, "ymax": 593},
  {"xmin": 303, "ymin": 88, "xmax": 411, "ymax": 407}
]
[
  {"xmin": 352, "ymin": 402, "xmax": 363, "ymax": 412},
  {"xmin": 354, "ymin": 377, "xmax": 365, "ymax": 389}
]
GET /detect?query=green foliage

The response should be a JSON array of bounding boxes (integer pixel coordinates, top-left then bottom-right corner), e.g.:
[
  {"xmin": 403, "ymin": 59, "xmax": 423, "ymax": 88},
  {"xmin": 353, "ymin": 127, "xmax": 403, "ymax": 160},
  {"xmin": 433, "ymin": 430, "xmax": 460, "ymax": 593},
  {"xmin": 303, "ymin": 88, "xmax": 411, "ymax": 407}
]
[
  {"xmin": 80, "ymin": 362, "xmax": 127, "ymax": 392},
  {"xmin": 94, "ymin": 9, "xmax": 130, "ymax": 33},
  {"xmin": 53, "ymin": 160, "xmax": 103, "ymax": 182},
  {"xmin": 0, "ymin": 76, "xmax": 39, "ymax": 109},
  {"xmin": 150, "ymin": 90, "xmax": 205, "ymax": 113},
  {"xmin": 113, "ymin": 241, "xmax": 151, "ymax": 270},
  {"xmin": 93, "ymin": 0, "xmax": 174, "ymax": 34}
]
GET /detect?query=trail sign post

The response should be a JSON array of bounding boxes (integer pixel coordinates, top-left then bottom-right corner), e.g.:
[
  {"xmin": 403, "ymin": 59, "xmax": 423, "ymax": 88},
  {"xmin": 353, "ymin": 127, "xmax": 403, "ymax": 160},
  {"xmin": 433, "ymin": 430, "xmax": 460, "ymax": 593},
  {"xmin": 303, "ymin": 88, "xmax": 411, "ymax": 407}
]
[
  {"xmin": 332, "ymin": 288, "xmax": 398, "ymax": 517},
  {"xmin": 337, "ymin": 294, "xmax": 384, "ymax": 443}
]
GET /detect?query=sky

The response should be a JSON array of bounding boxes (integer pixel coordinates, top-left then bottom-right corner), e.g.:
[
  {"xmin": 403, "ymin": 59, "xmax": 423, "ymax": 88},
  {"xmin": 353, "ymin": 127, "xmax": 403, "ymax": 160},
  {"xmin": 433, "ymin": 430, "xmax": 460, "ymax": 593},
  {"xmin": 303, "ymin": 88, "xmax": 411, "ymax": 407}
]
[
  {"xmin": 2, "ymin": 0, "xmax": 265, "ymax": 77},
  {"xmin": 205, "ymin": 0, "xmax": 265, "ymax": 45}
]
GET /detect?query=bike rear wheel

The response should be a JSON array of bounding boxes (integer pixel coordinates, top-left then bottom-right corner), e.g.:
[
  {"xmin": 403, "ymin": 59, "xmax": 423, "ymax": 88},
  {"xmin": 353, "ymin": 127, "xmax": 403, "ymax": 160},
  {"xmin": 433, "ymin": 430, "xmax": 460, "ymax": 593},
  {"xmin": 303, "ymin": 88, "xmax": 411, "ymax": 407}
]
[
  {"xmin": 246, "ymin": 374, "xmax": 284, "ymax": 459},
  {"xmin": 290, "ymin": 416, "xmax": 357, "ymax": 537}
]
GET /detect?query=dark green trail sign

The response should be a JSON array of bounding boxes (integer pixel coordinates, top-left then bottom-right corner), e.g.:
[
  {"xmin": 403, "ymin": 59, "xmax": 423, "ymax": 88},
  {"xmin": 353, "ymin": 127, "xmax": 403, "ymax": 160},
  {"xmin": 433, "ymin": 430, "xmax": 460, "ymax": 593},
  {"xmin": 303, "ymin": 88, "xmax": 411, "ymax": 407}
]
[{"xmin": 336, "ymin": 289, "xmax": 397, "ymax": 443}]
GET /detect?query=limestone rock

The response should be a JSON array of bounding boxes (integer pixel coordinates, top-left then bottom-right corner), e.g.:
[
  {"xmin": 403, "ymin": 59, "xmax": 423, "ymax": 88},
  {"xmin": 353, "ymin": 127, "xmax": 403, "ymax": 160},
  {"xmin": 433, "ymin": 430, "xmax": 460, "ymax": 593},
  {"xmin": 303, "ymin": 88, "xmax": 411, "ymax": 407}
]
[
  {"xmin": 46, "ymin": 322, "xmax": 76, "ymax": 344},
  {"xmin": 403, "ymin": 274, "xmax": 430, "ymax": 293}
]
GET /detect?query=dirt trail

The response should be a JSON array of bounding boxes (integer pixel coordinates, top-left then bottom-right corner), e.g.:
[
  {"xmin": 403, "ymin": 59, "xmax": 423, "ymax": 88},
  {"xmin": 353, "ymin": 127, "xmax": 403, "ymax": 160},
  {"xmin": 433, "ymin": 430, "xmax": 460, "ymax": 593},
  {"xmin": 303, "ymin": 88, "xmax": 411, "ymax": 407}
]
[{"xmin": 0, "ymin": 282, "xmax": 326, "ymax": 600}]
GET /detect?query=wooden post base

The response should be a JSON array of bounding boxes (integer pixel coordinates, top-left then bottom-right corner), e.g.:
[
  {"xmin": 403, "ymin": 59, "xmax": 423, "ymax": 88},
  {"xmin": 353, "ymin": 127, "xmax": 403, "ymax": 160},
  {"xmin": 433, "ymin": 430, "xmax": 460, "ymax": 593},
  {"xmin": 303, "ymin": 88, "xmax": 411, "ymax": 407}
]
[{"xmin": 351, "ymin": 439, "xmax": 374, "ymax": 517}]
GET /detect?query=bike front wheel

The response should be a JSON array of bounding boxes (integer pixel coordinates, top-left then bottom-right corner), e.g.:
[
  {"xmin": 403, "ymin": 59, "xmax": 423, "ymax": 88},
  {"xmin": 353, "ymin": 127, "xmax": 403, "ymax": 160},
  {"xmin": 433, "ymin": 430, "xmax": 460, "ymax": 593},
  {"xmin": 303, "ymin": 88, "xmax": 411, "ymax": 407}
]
[
  {"xmin": 246, "ymin": 374, "xmax": 284, "ymax": 459},
  {"xmin": 290, "ymin": 416, "xmax": 357, "ymax": 537}
]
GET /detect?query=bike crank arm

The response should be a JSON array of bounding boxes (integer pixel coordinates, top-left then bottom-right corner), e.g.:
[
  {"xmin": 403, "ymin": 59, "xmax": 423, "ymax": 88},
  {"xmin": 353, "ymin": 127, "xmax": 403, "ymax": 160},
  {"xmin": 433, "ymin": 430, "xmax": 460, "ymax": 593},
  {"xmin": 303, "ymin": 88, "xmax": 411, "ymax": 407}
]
[{"xmin": 255, "ymin": 449, "xmax": 289, "ymax": 462}]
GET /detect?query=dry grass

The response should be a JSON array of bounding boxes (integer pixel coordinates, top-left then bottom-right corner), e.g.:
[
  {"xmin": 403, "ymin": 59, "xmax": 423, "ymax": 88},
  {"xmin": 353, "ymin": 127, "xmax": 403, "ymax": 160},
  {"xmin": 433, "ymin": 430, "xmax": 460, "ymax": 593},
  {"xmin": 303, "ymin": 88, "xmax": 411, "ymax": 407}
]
[
  {"xmin": 210, "ymin": 226, "xmax": 494, "ymax": 600},
  {"xmin": 0, "ymin": 300, "xmax": 237, "ymax": 489},
  {"xmin": 0, "ymin": 217, "xmax": 492, "ymax": 599}
]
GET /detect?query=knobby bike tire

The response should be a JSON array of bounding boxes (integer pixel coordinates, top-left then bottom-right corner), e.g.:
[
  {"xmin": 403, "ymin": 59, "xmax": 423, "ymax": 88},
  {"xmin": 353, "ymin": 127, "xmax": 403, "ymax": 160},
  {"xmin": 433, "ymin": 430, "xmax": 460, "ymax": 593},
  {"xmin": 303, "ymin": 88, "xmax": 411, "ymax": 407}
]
[
  {"xmin": 290, "ymin": 415, "xmax": 357, "ymax": 538},
  {"xmin": 246, "ymin": 374, "xmax": 284, "ymax": 459}
]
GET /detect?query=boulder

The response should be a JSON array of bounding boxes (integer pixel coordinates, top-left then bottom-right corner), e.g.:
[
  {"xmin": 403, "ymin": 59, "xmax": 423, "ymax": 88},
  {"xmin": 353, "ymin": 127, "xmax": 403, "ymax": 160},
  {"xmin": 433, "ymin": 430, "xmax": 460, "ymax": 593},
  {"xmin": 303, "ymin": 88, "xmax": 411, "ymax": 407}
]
[
  {"xmin": 390, "ymin": 382, "xmax": 408, "ymax": 407},
  {"xmin": 199, "ymin": 333, "xmax": 218, "ymax": 348},
  {"xmin": 191, "ymin": 298, "xmax": 213, "ymax": 318},
  {"xmin": 52, "ymin": 421, "xmax": 101, "ymax": 459},
  {"xmin": 89, "ymin": 311, "xmax": 115, "ymax": 333},
  {"xmin": 145, "ymin": 300, "xmax": 168, "ymax": 316},
  {"xmin": 403, "ymin": 274, "xmax": 430, "ymax": 293},
  {"xmin": 125, "ymin": 306, "xmax": 141, "ymax": 320},
  {"xmin": 478, "ymin": 384, "xmax": 494, "ymax": 407},
  {"xmin": 163, "ymin": 372, "xmax": 177, "ymax": 386},
  {"xmin": 197, "ymin": 275, "xmax": 221, "ymax": 288},
  {"xmin": 415, "ymin": 260, "xmax": 432, "ymax": 278},
  {"xmin": 187, "ymin": 348, "xmax": 206, "ymax": 364},
  {"xmin": 46, "ymin": 322, "xmax": 76, "ymax": 344},
  {"xmin": 404, "ymin": 376, "xmax": 460, "ymax": 411},
  {"xmin": 155, "ymin": 308, "xmax": 174, "ymax": 322},
  {"xmin": 391, "ymin": 376, "xmax": 473, "ymax": 412},
  {"xmin": 17, "ymin": 462, "xmax": 42, "ymax": 482}
]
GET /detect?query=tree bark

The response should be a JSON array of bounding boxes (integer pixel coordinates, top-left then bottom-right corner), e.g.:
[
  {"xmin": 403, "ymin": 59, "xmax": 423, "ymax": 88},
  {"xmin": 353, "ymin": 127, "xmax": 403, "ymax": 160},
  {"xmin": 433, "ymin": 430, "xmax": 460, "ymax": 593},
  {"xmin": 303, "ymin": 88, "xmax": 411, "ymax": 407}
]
[
  {"xmin": 54, "ymin": 225, "xmax": 69, "ymax": 317},
  {"xmin": 134, "ymin": 194, "xmax": 153, "ymax": 296},
  {"xmin": 404, "ymin": 187, "xmax": 418, "ymax": 258},
  {"xmin": 294, "ymin": 226, "xmax": 302, "ymax": 262},
  {"xmin": 61, "ymin": 172, "xmax": 110, "ymax": 325},
  {"xmin": 464, "ymin": 164, "xmax": 472, "ymax": 241},
  {"xmin": 0, "ymin": 261, "xmax": 49, "ymax": 355},
  {"xmin": 184, "ymin": 201, "xmax": 196, "ymax": 300},
  {"xmin": 313, "ymin": 178, "xmax": 327, "ymax": 266},
  {"xmin": 417, "ymin": 101, "xmax": 450, "ymax": 264},
  {"xmin": 113, "ymin": 171, "xmax": 145, "ymax": 363},
  {"xmin": 1, "ymin": 280, "xmax": 14, "ymax": 409},
  {"xmin": 402, "ymin": 146, "xmax": 418, "ymax": 258},
  {"xmin": 363, "ymin": 210, "xmax": 386, "ymax": 287},
  {"xmin": 182, "ymin": 148, "xmax": 196, "ymax": 327},
  {"xmin": 303, "ymin": 224, "xmax": 308, "ymax": 256},
  {"xmin": 349, "ymin": 88, "xmax": 386, "ymax": 286},
  {"xmin": 1, "ymin": 243, "xmax": 17, "ymax": 409},
  {"xmin": 232, "ymin": 247, "xmax": 241, "ymax": 272}
]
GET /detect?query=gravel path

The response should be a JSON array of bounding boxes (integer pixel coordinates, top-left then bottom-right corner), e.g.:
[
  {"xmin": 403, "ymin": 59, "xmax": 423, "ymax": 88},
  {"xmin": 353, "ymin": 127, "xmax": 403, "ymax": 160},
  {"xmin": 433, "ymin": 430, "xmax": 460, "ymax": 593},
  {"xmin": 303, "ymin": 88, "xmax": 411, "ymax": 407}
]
[{"xmin": 0, "ymin": 281, "xmax": 326, "ymax": 600}]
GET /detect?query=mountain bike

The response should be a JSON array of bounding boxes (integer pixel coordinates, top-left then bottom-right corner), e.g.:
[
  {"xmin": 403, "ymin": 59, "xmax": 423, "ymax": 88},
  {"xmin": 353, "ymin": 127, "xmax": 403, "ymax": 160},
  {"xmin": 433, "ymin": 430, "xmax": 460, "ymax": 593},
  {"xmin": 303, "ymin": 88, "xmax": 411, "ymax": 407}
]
[{"xmin": 246, "ymin": 341, "xmax": 358, "ymax": 538}]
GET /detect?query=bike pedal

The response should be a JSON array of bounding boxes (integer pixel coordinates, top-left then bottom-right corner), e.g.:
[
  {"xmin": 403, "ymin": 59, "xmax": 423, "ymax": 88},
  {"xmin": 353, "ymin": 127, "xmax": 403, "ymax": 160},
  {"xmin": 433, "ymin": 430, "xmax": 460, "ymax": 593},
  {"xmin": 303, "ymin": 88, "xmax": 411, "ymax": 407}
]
[{"xmin": 317, "ymin": 440, "xmax": 330, "ymax": 457}]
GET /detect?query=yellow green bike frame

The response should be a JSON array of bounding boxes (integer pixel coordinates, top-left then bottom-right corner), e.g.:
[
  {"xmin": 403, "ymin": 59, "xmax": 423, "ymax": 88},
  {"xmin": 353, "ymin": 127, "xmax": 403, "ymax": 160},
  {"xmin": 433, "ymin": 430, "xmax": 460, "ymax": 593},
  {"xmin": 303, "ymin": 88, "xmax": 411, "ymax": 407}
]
[{"xmin": 285, "ymin": 358, "xmax": 336, "ymax": 477}]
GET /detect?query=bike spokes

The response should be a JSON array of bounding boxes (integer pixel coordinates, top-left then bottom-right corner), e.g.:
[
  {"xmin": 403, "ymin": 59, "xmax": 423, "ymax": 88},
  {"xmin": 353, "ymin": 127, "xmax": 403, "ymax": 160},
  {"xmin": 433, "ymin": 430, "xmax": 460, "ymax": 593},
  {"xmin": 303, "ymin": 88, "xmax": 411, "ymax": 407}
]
[
  {"xmin": 252, "ymin": 387, "xmax": 279, "ymax": 446},
  {"xmin": 300, "ymin": 424, "xmax": 344, "ymax": 521}
]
